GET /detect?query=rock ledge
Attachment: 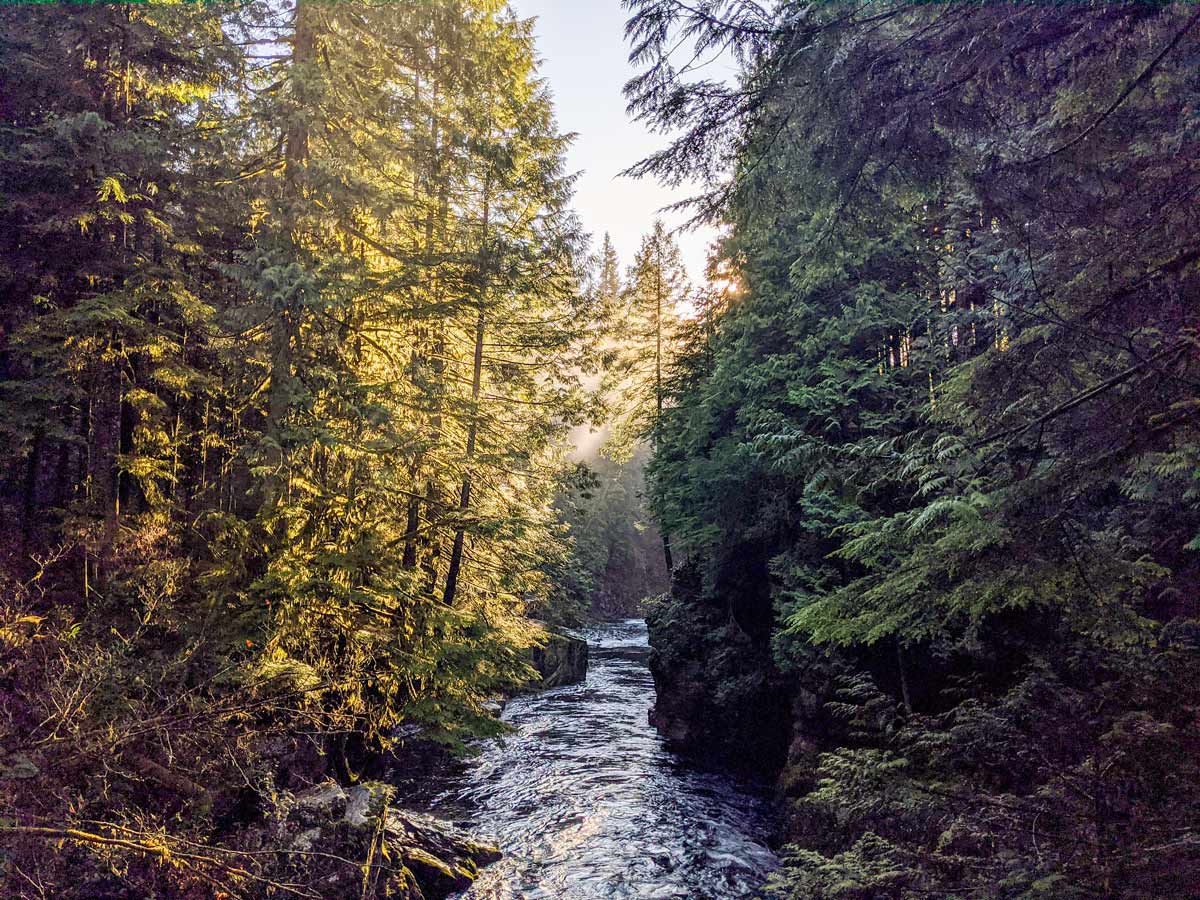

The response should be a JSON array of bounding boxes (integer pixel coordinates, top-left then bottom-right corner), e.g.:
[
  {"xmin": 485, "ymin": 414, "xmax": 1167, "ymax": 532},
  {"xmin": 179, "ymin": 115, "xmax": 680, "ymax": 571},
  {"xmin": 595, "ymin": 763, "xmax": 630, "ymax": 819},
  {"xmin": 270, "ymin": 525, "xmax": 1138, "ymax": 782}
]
[
  {"xmin": 529, "ymin": 626, "xmax": 589, "ymax": 688},
  {"xmin": 248, "ymin": 781, "xmax": 500, "ymax": 899}
]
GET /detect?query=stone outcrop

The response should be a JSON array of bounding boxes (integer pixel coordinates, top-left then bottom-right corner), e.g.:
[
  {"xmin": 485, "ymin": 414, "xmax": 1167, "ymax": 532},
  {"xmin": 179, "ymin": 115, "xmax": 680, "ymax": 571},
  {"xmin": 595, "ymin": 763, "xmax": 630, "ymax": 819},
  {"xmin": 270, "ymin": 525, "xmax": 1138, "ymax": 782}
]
[
  {"xmin": 529, "ymin": 627, "xmax": 589, "ymax": 688},
  {"xmin": 241, "ymin": 781, "xmax": 500, "ymax": 900},
  {"xmin": 645, "ymin": 563, "xmax": 791, "ymax": 773}
]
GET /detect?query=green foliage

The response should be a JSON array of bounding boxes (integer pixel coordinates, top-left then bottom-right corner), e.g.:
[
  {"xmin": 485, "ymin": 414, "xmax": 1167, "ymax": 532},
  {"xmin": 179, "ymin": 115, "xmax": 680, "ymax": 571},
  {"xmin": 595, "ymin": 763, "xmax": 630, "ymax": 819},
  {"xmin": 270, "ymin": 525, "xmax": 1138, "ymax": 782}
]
[
  {"xmin": 606, "ymin": 220, "xmax": 689, "ymax": 461},
  {"xmin": 0, "ymin": 2, "xmax": 595, "ymax": 896},
  {"xmin": 762, "ymin": 643, "xmax": 1200, "ymax": 900},
  {"xmin": 543, "ymin": 447, "xmax": 670, "ymax": 623},
  {"xmin": 766, "ymin": 833, "xmax": 915, "ymax": 900},
  {"xmin": 627, "ymin": 1, "xmax": 1200, "ymax": 897}
]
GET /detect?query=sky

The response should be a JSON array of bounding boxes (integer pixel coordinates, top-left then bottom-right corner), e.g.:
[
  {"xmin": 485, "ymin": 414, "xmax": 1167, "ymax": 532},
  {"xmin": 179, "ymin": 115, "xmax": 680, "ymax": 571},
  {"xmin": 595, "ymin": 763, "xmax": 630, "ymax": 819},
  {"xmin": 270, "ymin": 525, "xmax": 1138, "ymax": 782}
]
[{"xmin": 511, "ymin": 0, "xmax": 722, "ymax": 285}]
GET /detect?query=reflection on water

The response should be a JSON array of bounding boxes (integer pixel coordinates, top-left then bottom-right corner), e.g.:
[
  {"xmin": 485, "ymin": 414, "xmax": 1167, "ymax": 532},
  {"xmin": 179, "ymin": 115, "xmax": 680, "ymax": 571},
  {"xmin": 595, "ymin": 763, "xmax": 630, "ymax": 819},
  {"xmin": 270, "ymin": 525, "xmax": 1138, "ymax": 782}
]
[{"xmin": 435, "ymin": 619, "xmax": 778, "ymax": 900}]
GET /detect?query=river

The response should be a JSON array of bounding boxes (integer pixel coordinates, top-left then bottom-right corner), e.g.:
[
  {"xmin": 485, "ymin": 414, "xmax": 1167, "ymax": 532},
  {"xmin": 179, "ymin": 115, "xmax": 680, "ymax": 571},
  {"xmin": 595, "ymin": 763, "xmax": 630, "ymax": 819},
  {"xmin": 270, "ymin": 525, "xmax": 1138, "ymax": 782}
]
[{"xmin": 432, "ymin": 619, "xmax": 779, "ymax": 900}]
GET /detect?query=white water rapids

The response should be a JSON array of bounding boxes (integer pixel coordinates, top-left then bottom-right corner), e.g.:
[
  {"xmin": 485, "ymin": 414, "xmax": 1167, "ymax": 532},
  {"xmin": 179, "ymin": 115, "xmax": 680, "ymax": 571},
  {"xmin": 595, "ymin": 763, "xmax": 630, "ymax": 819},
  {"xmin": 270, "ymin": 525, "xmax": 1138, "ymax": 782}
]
[{"xmin": 433, "ymin": 619, "xmax": 779, "ymax": 900}]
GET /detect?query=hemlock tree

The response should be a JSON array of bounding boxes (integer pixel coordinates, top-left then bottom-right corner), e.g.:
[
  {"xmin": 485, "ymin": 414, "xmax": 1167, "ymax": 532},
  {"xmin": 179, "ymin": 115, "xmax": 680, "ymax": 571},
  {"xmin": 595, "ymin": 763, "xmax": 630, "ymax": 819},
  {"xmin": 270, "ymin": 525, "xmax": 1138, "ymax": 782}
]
[
  {"xmin": 626, "ymin": 2, "xmax": 1200, "ymax": 897},
  {"xmin": 0, "ymin": 3, "xmax": 597, "ymax": 896},
  {"xmin": 607, "ymin": 220, "xmax": 688, "ymax": 570}
]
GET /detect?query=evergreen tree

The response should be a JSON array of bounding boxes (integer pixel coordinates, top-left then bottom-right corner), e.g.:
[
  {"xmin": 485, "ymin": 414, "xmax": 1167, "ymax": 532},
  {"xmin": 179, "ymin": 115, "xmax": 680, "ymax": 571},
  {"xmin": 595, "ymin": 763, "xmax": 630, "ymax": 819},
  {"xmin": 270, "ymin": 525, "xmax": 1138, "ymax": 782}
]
[
  {"xmin": 0, "ymin": 0, "xmax": 238, "ymax": 566},
  {"xmin": 627, "ymin": 2, "xmax": 1200, "ymax": 896},
  {"xmin": 607, "ymin": 220, "xmax": 687, "ymax": 569},
  {"xmin": 545, "ymin": 445, "xmax": 671, "ymax": 623},
  {"xmin": 0, "ymin": 3, "xmax": 596, "ymax": 895},
  {"xmin": 595, "ymin": 231, "xmax": 622, "ymax": 321}
]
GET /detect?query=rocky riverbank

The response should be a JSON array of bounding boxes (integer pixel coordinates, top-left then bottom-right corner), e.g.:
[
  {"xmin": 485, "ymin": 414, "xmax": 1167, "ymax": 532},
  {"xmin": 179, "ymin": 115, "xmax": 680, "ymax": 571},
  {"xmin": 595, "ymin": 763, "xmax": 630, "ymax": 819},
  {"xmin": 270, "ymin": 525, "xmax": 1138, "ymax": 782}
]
[
  {"xmin": 645, "ymin": 565, "xmax": 791, "ymax": 773},
  {"xmin": 231, "ymin": 781, "xmax": 501, "ymax": 900},
  {"xmin": 528, "ymin": 626, "xmax": 589, "ymax": 689},
  {"xmin": 231, "ymin": 625, "xmax": 588, "ymax": 897}
]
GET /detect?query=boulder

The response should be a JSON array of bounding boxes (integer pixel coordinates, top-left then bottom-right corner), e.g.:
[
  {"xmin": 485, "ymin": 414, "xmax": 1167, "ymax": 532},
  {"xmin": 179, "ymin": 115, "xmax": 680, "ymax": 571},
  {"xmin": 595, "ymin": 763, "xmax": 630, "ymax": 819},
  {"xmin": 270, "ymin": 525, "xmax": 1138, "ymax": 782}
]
[
  {"xmin": 386, "ymin": 808, "xmax": 502, "ymax": 895},
  {"xmin": 529, "ymin": 628, "xmax": 588, "ymax": 688},
  {"xmin": 289, "ymin": 781, "xmax": 347, "ymax": 821},
  {"xmin": 645, "ymin": 566, "xmax": 791, "ymax": 772},
  {"xmin": 0, "ymin": 753, "xmax": 40, "ymax": 780},
  {"xmin": 250, "ymin": 781, "xmax": 500, "ymax": 900}
]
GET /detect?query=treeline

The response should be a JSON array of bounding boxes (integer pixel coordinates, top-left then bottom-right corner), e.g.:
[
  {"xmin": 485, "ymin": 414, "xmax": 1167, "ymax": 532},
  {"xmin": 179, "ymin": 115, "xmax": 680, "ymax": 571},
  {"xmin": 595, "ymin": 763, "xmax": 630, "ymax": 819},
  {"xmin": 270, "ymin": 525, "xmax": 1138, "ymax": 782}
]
[
  {"xmin": 627, "ymin": 2, "xmax": 1200, "ymax": 898},
  {"xmin": 541, "ymin": 229, "xmax": 687, "ymax": 624},
  {"xmin": 0, "ymin": 2, "xmax": 593, "ymax": 895},
  {"xmin": 549, "ymin": 444, "xmax": 670, "ymax": 623}
]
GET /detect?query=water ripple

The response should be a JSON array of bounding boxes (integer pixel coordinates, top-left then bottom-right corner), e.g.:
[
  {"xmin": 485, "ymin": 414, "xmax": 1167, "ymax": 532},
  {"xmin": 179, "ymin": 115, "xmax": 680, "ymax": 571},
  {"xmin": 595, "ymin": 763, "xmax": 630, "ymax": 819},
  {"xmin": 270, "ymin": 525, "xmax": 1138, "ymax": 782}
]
[{"xmin": 437, "ymin": 619, "xmax": 778, "ymax": 900}]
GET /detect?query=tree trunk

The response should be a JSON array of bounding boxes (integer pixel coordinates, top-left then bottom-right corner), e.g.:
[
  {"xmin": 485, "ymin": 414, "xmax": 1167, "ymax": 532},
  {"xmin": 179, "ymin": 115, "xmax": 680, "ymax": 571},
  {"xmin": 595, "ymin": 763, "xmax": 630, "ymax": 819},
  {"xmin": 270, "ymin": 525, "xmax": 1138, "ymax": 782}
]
[
  {"xmin": 402, "ymin": 498, "xmax": 421, "ymax": 570},
  {"xmin": 263, "ymin": 0, "xmax": 316, "ymax": 511},
  {"xmin": 405, "ymin": 61, "xmax": 448, "ymax": 579},
  {"xmin": 442, "ymin": 182, "xmax": 491, "ymax": 607},
  {"xmin": 442, "ymin": 307, "xmax": 486, "ymax": 607},
  {"xmin": 92, "ymin": 354, "xmax": 124, "ymax": 585},
  {"xmin": 654, "ymin": 249, "xmax": 674, "ymax": 572},
  {"xmin": 897, "ymin": 643, "xmax": 913, "ymax": 715},
  {"xmin": 21, "ymin": 427, "xmax": 44, "ymax": 550}
]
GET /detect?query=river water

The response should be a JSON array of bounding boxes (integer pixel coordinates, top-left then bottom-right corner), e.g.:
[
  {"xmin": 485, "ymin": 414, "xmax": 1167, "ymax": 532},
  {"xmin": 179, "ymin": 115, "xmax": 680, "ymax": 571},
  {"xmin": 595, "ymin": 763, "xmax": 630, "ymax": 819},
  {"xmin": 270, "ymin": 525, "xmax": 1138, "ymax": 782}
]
[{"xmin": 434, "ymin": 619, "xmax": 779, "ymax": 900}]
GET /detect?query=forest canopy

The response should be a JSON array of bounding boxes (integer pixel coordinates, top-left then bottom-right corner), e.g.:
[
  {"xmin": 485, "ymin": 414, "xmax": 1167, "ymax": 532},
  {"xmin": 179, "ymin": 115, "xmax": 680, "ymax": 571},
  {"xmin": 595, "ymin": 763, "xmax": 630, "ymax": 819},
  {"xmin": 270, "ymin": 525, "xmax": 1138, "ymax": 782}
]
[
  {"xmin": 2, "ymin": 0, "xmax": 1198, "ymax": 898},
  {"xmin": 0, "ymin": 2, "xmax": 655, "ymax": 895},
  {"xmin": 627, "ymin": 1, "xmax": 1200, "ymax": 897}
]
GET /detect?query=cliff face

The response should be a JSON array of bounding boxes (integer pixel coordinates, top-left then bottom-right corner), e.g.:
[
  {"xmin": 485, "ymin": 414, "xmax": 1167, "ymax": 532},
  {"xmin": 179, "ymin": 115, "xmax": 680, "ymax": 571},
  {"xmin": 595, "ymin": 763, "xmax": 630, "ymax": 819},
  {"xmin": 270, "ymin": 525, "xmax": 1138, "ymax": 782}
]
[
  {"xmin": 645, "ymin": 564, "xmax": 791, "ymax": 774},
  {"xmin": 529, "ymin": 628, "xmax": 590, "ymax": 689},
  {"xmin": 644, "ymin": 561, "xmax": 850, "ymax": 845}
]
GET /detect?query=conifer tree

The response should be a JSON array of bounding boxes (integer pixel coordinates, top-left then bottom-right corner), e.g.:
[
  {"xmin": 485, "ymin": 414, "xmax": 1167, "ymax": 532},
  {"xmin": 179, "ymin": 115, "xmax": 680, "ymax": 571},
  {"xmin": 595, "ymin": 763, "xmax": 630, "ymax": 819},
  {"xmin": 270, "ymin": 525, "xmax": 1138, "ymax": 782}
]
[
  {"xmin": 0, "ymin": 1, "xmax": 237, "ymax": 570},
  {"xmin": 627, "ymin": 3, "xmax": 1200, "ymax": 896},
  {"xmin": 0, "ymin": 3, "xmax": 597, "ymax": 894},
  {"xmin": 608, "ymin": 220, "xmax": 687, "ymax": 568},
  {"xmin": 595, "ymin": 232, "xmax": 622, "ymax": 320}
]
